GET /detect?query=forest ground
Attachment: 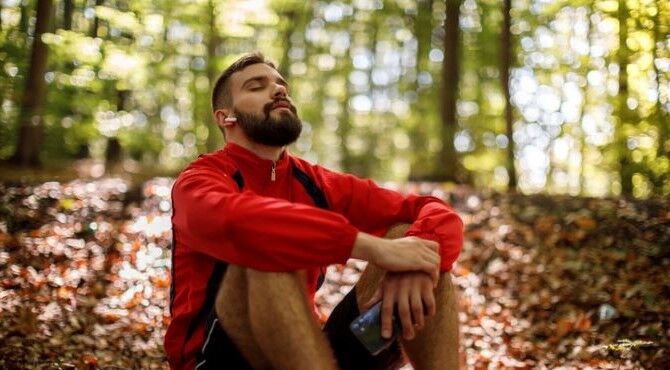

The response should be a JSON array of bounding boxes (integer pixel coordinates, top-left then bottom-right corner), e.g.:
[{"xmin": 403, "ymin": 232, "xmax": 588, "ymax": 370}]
[{"xmin": 0, "ymin": 177, "xmax": 667, "ymax": 369}]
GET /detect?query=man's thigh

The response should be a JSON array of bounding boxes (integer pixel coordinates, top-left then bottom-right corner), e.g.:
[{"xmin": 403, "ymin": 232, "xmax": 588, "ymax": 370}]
[{"xmin": 200, "ymin": 265, "xmax": 257, "ymax": 370}]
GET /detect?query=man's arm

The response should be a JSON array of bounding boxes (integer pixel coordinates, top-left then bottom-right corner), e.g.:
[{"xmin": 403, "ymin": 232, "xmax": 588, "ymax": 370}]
[
  {"xmin": 172, "ymin": 168, "xmax": 440, "ymax": 275},
  {"xmin": 319, "ymin": 169, "xmax": 464, "ymax": 271},
  {"xmin": 351, "ymin": 232, "xmax": 440, "ymax": 283},
  {"xmin": 317, "ymin": 168, "xmax": 464, "ymax": 340}
]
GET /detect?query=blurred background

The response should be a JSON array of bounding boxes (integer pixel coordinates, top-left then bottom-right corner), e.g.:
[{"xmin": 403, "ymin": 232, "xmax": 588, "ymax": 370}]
[
  {"xmin": 1, "ymin": 1, "xmax": 669, "ymax": 369},
  {"xmin": 1, "ymin": 0, "xmax": 668, "ymax": 197}
]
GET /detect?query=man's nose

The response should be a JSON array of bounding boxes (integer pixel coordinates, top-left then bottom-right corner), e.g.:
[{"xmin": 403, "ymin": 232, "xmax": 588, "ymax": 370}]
[{"xmin": 272, "ymin": 83, "xmax": 288, "ymax": 98}]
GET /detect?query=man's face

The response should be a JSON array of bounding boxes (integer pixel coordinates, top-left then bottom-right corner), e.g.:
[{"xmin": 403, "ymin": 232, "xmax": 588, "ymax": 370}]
[{"xmin": 227, "ymin": 63, "xmax": 301, "ymax": 147}]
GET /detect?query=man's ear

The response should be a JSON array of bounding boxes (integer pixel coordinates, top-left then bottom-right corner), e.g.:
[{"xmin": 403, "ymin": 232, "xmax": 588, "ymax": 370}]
[{"xmin": 214, "ymin": 109, "xmax": 234, "ymax": 130}]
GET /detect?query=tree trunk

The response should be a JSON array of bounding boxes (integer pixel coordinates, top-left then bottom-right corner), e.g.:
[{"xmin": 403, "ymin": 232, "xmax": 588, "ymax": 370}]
[
  {"xmin": 105, "ymin": 90, "xmax": 129, "ymax": 170},
  {"xmin": 338, "ymin": 29, "xmax": 354, "ymax": 173},
  {"xmin": 351, "ymin": 18, "xmax": 379, "ymax": 178},
  {"xmin": 437, "ymin": 0, "xmax": 463, "ymax": 182},
  {"xmin": 579, "ymin": 8, "xmax": 594, "ymax": 195},
  {"xmin": 653, "ymin": 0, "xmax": 669, "ymax": 181},
  {"xmin": 277, "ymin": 11, "xmax": 296, "ymax": 79},
  {"xmin": 415, "ymin": 0, "xmax": 433, "ymax": 90},
  {"xmin": 19, "ymin": 0, "xmax": 30, "ymax": 34},
  {"xmin": 11, "ymin": 0, "xmax": 53, "ymax": 167},
  {"xmin": 408, "ymin": 0, "xmax": 433, "ymax": 180},
  {"xmin": 501, "ymin": 0, "xmax": 517, "ymax": 191},
  {"xmin": 90, "ymin": 0, "xmax": 104, "ymax": 37},
  {"xmin": 617, "ymin": 0, "xmax": 633, "ymax": 195},
  {"xmin": 338, "ymin": 69, "xmax": 353, "ymax": 172},
  {"xmin": 63, "ymin": 0, "xmax": 74, "ymax": 30},
  {"xmin": 205, "ymin": 0, "xmax": 223, "ymax": 152}
]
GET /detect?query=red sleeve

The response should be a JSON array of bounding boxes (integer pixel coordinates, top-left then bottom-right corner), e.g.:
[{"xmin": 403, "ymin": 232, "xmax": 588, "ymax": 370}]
[
  {"xmin": 171, "ymin": 167, "xmax": 358, "ymax": 271},
  {"xmin": 321, "ymin": 170, "xmax": 463, "ymax": 272}
]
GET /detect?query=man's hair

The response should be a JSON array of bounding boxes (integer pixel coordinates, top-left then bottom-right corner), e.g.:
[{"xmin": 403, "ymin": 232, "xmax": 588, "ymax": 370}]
[{"xmin": 211, "ymin": 52, "xmax": 277, "ymax": 112}]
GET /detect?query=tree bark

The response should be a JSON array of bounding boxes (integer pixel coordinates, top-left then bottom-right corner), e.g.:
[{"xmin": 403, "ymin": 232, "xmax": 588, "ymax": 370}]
[
  {"xmin": 653, "ymin": 0, "xmax": 669, "ymax": 175},
  {"xmin": 337, "ymin": 22, "xmax": 354, "ymax": 173},
  {"xmin": 277, "ymin": 10, "xmax": 296, "ymax": 79},
  {"xmin": 579, "ymin": 8, "xmax": 594, "ymax": 195},
  {"xmin": 437, "ymin": 0, "xmax": 463, "ymax": 182},
  {"xmin": 205, "ymin": 0, "xmax": 223, "ymax": 152},
  {"xmin": 352, "ymin": 17, "xmax": 379, "ymax": 178},
  {"xmin": 11, "ymin": 0, "xmax": 53, "ymax": 167},
  {"xmin": 90, "ymin": 0, "xmax": 104, "ymax": 37},
  {"xmin": 501, "ymin": 0, "xmax": 517, "ymax": 191},
  {"xmin": 19, "ymin": 0, "xmax": 30, "ymax": 34},
  {"xmin": 105, "ymin": 90, "xmax": 130, "ymax": 169},
  {"xmin": 63, "ymin": 0, "xmax": 74, "ymax": 30},
  {"xmin": 408, "ymin": 0, "xmax": 434, "ymax": 180},
  {"xmin": 617, "ymin": 0, "xmax": 633, "ymax": 195}
]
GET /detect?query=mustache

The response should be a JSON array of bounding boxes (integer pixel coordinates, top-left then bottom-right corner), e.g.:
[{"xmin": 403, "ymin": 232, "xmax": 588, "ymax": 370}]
[{"xmin": 263, "ymin": 98, "xmax": 297, "ymax": 116}]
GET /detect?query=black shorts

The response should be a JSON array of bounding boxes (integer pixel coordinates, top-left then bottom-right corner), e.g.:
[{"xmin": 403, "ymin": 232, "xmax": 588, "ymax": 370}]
[{"xmin": 195, "ymin": 287, "xmax": 405, "ymax": 370}]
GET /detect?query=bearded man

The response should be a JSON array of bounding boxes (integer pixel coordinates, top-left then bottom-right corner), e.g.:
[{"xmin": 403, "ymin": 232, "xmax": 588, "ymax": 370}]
[{"xmin": 165, "ymin": 52, "xmax": 463, "ymax": 370}]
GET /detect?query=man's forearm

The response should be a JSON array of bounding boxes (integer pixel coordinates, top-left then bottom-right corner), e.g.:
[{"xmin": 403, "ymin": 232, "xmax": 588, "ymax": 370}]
[
  {"xmin": 349, "ymin": 231, "xmax": 440, "ymax": 281},
  {"xmin": 350, "ymin": 232, "xmax": 387, "ymax": 262}
]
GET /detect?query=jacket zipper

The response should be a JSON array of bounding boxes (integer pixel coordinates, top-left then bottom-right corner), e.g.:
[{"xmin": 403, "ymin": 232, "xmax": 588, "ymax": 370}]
[{"xmin": 271, "ymin": 161, "xmax": 276, "ymax": 181}]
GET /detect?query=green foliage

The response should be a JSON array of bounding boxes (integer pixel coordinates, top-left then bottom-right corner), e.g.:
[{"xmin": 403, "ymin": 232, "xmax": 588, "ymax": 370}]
[{"xmin": 1, "ymin": 0, "xmax": 668, "ymax": 196}]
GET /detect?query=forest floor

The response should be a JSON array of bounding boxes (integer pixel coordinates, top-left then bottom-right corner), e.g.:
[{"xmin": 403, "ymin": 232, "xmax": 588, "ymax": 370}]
[{"xmin": 0, "ymin": 177, "xmax": 667, "ymax": 369}]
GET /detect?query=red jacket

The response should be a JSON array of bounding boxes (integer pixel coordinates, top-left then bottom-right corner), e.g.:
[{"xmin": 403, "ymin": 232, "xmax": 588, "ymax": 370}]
[{"xmin": 165, "ymin": 143, "xmax": 463, "ymax": 369}]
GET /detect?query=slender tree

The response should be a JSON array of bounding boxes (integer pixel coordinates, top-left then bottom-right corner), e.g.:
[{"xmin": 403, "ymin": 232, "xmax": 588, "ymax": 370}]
[
  {"xmin": 356, "ymin": 15, "xmax": 379, "ymax": 178},
  {"xmin": 408, "ymin": 0, "xmax": 434, "ymax": 180},
  {"xmin": 205, "ymin": 0, "xmax": 223, "ymax": 152},
  {"xmin": 337, "ymin": 26, "xmax": 354, "ymax": 173},
  {"xmin": 19, "ymin": 0, "xmax": 30, "ymax": 34},
  {"xmin": 652, "ymin": 0, "xmax": 669, "ymax": 186},
  {"xmin": 501, "ymin": 0, "xmax": 517, "ymax": 190},
  {"xmin": 437, "ymin": 0, "xmax": 464, "ymax": 182},
  {"xmin": 90, "ymin": 0, "xmax": 104, "ymax": 37},
  {"xmin": 616, "ymin": 0, "xmax": 634, "ymax": 195},
  {"xmin": 11, "ymin": 0, "xmax": 53, "ymax": 167},
  {"xmin": 579, "ymin": 6, "xmax": 594, "ymax": 194},
  {"xmin": 63, "ymin": 0, "xmax": 74, "ymax": 31},
  {"xmin": 105, "ymin": 90, "xmax": 129, "ymax": 170}
]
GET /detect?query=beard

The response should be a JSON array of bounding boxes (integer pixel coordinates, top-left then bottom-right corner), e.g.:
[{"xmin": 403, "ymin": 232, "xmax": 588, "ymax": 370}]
[{"xmin": 233, "ymin": 101, "xmax": 302, "ymax": 147}]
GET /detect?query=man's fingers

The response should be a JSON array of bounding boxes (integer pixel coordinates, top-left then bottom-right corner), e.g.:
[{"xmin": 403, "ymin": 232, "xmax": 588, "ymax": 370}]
[
  {"xmin": 421, "ymin": 245, "xmax": 440, "ymax": 267},
  {"xmin": 418, "ymin": 249, "xmax": 440, "ymax": 284},
  {"xmin": 381, "ymin": 285, "xmax": 396, "ymax": 339},
  {"xmin": 410, "ymin": 289, "xmax": 424, "ymax": 330},
  {"xmin": 423, "ymin": 239, "xmax": 439, "ymax": 253},
  {"xmin": 420, "ymin": 247, "xmax": 440, "ymax": 285},
  {"xmin": 422, "ymin": 281, "xmax": 437, "ymax": 316},
  {"xmin": 363, "ymin": 288, "xmax": 382, "ymax": 310},
  {"xmin": 397, "ymin": 286, "xmax": 414, "ymax": 340}
]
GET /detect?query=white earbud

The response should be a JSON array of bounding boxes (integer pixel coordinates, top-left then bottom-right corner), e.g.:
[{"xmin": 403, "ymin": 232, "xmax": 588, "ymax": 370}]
[{"xmin": 224, "ymin": 116, "xmax": 237, "ymax": 122}]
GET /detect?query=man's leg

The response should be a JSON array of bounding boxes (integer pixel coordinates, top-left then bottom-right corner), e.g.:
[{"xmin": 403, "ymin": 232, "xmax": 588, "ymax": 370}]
[
  {"xmin": 400, "ymin": 272, "xmax": 459, "ymax": 370},
  {"xmin": 215, "ymin": 266, "xmax": 338, "ymax": 370},
  {"xmin": 215, "ymin": 265, "xmax": 269, "ymax": 369},
  {"xmin": 354, "ymin": 224, "xmax": 460, "ymax": 370}
]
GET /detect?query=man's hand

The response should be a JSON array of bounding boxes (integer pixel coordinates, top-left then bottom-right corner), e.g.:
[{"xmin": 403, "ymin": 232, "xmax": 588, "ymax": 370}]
[
  {"xmin": 363, "ymin": 272, "xmax": 436, "ymax": 340},
  {"xmin": 351, "ymin": 232, "xmax": 441, "ymax": 284}
]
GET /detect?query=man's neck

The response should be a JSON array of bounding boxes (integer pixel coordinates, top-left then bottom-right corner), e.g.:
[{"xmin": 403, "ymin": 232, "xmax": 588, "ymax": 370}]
[{"xmin": 228, "ymin": 137, "xmax": 284, "ymax": 162}]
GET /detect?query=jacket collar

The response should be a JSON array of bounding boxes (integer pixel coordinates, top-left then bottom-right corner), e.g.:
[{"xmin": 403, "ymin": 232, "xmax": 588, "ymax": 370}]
[{"xmin": 222, "ymin": 142, "xmax": 290, "ymax": 184}]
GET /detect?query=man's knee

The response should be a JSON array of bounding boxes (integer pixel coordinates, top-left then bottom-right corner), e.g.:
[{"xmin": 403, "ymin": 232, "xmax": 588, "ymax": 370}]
[
  {"xmin": 385, "ymin": 223, "xmax": 410, "ymax": 239},
  {"xmin": 246, "ymin": 269, "xmax": 305, "ymax": 288},
  {"xmin": 215, "ymin": 267, "xmax": 305, "ymax": 319},
  {"xmin": 438, "ymin": 271, "xmax": 456, "ymax": 295},
  {"xmin": 215, "ymin": 265, "xmax": 247, "ymax": 322}
]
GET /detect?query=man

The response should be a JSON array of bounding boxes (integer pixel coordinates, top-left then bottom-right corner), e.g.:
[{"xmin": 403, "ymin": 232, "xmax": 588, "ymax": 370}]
[{"xmin": 166, "ymin": 52, "xmax": 463, "ymax": 370}]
